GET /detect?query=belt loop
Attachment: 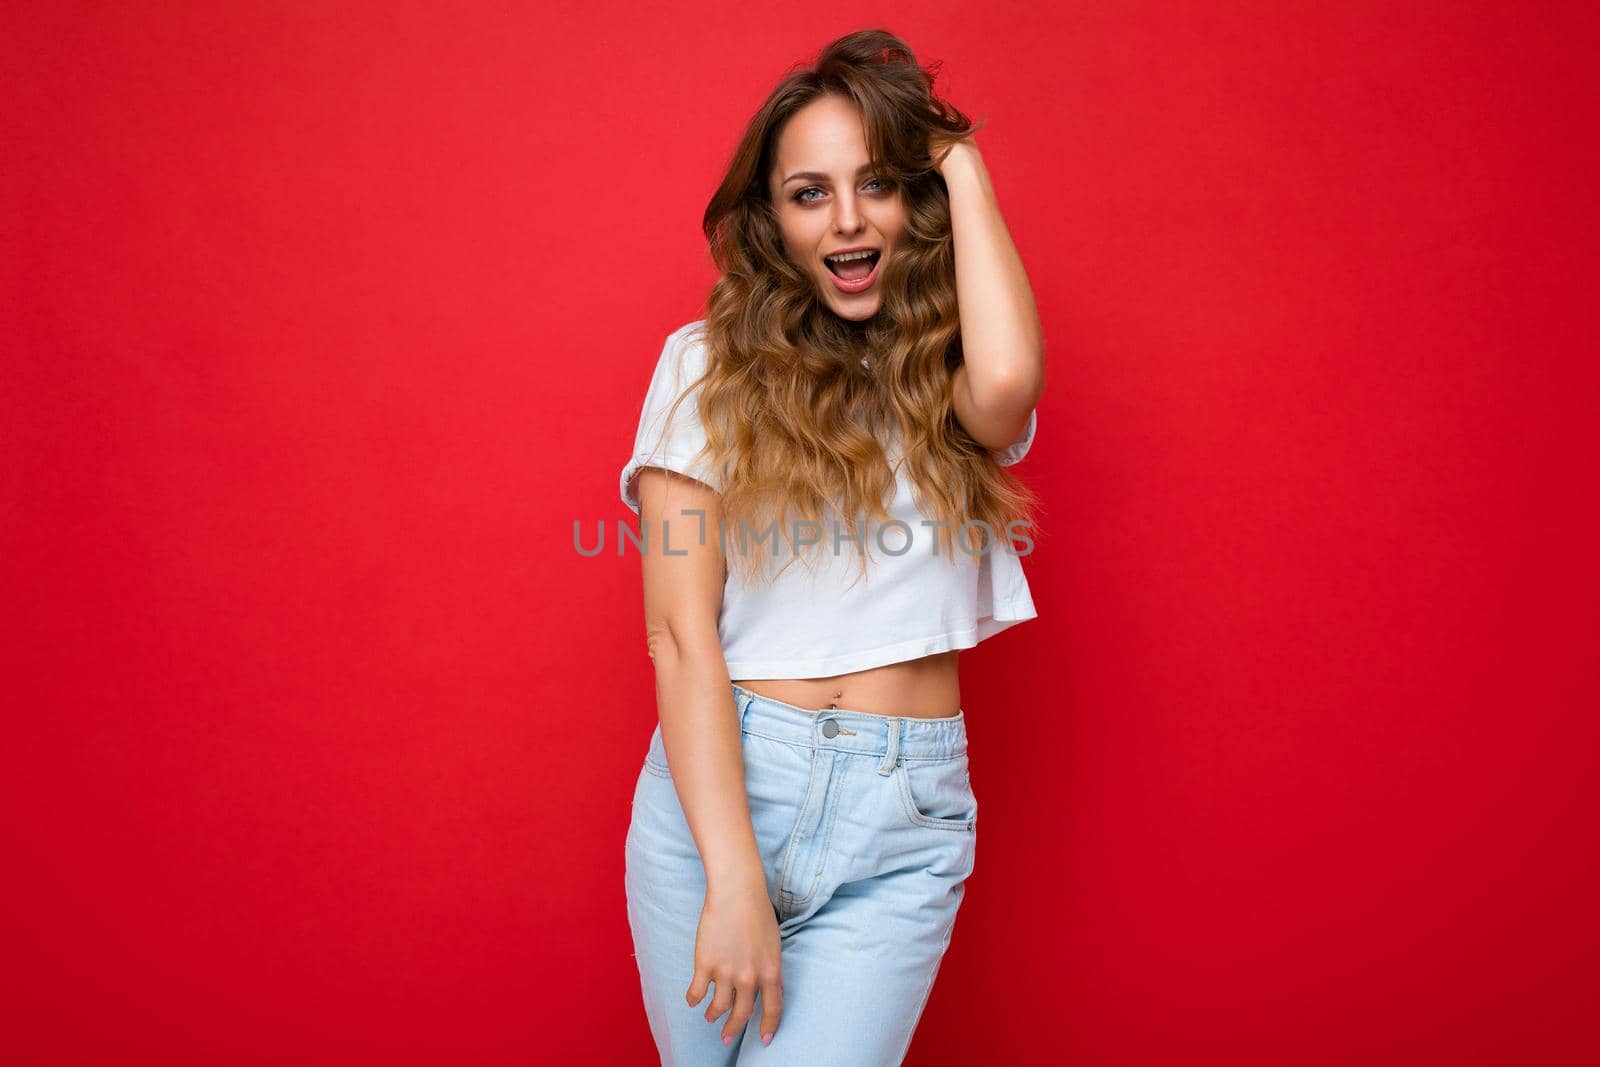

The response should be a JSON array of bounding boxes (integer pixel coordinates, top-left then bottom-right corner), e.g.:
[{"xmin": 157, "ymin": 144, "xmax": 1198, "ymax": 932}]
[{"xmin": 877, "ymin": 717, "xmax": 902, "ymax": 776}]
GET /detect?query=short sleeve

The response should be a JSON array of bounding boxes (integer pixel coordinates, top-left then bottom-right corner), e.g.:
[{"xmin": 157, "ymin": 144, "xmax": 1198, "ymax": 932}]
[
  {"xmin": 619, "ymin": 323, "xmax": 722, "ymax": 515},
  {"xmin": 993, "ymin": 407, "xmax": 1037, "ymax": 467}
]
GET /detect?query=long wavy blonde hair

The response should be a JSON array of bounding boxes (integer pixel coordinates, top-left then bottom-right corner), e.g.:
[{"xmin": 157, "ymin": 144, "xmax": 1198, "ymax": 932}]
[{"xmin": 664, "ymin": 29, "xmax": 1042, "ymax": 587}]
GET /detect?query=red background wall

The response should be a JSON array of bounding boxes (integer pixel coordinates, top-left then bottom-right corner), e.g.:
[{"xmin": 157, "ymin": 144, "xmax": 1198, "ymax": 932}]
[{"xmin": 4, "ymin": 3, "xmax": 1596, "ymax": 1063}]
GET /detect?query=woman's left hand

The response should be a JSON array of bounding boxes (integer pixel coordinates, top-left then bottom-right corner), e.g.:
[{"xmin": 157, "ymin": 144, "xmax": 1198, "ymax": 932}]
[{"xmin": 934, "ymin": 136, "xmax": 980, "ymax": 176}]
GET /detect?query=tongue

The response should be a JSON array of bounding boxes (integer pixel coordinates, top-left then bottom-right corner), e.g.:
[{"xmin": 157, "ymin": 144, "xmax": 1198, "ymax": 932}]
[{"xmin": 833, "ymin": 255, "xmax": 874, "ymax": 280}]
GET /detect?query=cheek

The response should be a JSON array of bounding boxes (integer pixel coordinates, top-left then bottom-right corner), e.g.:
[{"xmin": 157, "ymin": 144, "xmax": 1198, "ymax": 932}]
[
  {"xmin": 871, "ymin": 204, "xmax": 909, "ymax": 241},
  {"xmin": 781, "ymin": 222, "xmax": 822, "ymax": 268}
]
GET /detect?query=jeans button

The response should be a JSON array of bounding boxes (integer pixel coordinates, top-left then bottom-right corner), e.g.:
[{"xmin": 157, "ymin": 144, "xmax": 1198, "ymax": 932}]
[{"xmin": 820, "ymin": 718, "xmax": 840, "ymax": 738}]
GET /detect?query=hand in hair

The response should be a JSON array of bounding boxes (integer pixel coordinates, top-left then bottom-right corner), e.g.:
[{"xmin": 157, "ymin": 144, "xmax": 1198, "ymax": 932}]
[{"xmin": 932, "ymin": 134, "xmax": 980, "ymax": 176}]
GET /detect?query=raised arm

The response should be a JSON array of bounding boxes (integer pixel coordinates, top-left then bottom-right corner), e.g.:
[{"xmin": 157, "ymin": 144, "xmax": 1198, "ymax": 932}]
[{"xmin": 940, "ymin": 138, "xmax": 1046, "ymax": 453}]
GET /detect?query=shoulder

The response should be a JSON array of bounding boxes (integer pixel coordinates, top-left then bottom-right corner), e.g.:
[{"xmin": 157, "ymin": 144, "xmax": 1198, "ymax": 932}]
[
  {"xmin": 671, "ymin": 318, "xmax": 711, "ymax": 365},
  {"xmin": 652, "ymin": 319, "xmax": 711, "ymax": 381},
  {"xmin": 668, "ymin": 318, "xmax": 709, "ymax": 345}
]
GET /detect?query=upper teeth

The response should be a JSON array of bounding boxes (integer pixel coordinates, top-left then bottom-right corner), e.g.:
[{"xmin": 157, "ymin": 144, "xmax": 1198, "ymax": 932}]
[{"xmin": 826, "ymin": 250, "xmax": 877, "ymax": 262}]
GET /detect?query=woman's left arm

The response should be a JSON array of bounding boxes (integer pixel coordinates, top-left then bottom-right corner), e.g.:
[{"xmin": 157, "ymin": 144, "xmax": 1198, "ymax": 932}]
[{"xmin": 941, "ymin": 139, "xmax": 1047, "ymax": 451}]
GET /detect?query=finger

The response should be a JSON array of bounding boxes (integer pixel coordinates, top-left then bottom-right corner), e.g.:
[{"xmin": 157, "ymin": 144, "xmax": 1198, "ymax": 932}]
[
  {"xmin": 704, "ymin": 977, "xmax": 734, "ymax": 1024},
  {"xmin": 685, "ymin": 966, "xmax": 710, "ymax": 1008},
  {"xmin": 722, "ymin": 979, "xmax": 759, "ymax": 1044},
  {"xmin": 757, "ymin": 976, "xmax": 784, "ymax": 1045}
]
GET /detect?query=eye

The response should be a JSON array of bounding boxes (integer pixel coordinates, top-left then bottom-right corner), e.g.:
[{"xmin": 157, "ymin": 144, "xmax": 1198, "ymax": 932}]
[{"xmin": 792, "ymin": 177, "xmax": 894, "ymax": 205}]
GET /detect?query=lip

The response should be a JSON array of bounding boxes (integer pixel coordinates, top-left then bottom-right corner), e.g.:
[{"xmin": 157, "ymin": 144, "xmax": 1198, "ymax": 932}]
[{"xmin": 824, "ymin": 248, "xmax": 883, "ymax": 295}]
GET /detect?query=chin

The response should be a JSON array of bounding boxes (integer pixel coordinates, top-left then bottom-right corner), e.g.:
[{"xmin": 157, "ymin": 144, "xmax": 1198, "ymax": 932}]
[
  {"xmin": 828, "ymin": 300, "xmax": 881, "ymax": 322},
  {"xmin": 817, "ymin": 281, "xmax": 883, "ymax": 321}
]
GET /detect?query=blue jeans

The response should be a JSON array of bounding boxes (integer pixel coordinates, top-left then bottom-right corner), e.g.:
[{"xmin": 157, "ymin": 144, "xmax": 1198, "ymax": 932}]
[{"xmin": 624, "ymin": 682, "xmax": 979, "ymax": 1065}]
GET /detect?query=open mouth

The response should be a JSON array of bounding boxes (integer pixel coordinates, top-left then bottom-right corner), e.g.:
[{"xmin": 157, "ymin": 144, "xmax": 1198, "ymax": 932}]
[{"xmin": 824, "ymin": 249, "xmax": 882, "ymax": 280}]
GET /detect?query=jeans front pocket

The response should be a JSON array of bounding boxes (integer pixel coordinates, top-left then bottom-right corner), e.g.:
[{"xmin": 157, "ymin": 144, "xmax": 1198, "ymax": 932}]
[{"xmin": 893, "ymin": 754, "xmax": 977, "ymax": 831}]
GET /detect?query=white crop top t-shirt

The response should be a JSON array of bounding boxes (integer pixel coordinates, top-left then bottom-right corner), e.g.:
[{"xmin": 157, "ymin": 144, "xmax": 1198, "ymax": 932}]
[{"xmin": 619, "ymin": 320, "xmax": 1037, "ymax": 680}]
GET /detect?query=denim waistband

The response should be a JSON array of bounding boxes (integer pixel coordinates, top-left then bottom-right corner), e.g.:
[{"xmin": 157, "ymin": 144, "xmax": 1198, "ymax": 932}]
[{"xmin": 731, "ymin": 682, "xmax": 967, "ymax": 761}]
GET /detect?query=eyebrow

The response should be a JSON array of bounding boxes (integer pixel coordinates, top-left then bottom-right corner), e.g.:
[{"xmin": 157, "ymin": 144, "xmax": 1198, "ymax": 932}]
[{"xmin": 782, "ymin": 162, "xmax": 876, "ymax": 186}]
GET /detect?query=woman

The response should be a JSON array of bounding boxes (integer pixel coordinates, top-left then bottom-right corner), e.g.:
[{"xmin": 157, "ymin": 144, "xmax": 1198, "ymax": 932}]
[{"xmin": 619, "ymin": 29, "xmax": 1045, "ymax": 1064}]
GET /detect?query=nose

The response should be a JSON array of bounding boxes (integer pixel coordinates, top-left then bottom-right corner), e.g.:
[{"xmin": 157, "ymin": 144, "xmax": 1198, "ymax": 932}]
[{"xmin": 831, "ymin": 191, "xmax": 865, "ymax": 236}]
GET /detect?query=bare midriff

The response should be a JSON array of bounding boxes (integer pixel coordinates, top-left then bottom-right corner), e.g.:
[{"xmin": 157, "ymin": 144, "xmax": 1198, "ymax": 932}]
[{"xmin": 732, "ymin": 649, "xmax": 962, "ymax": 719}]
